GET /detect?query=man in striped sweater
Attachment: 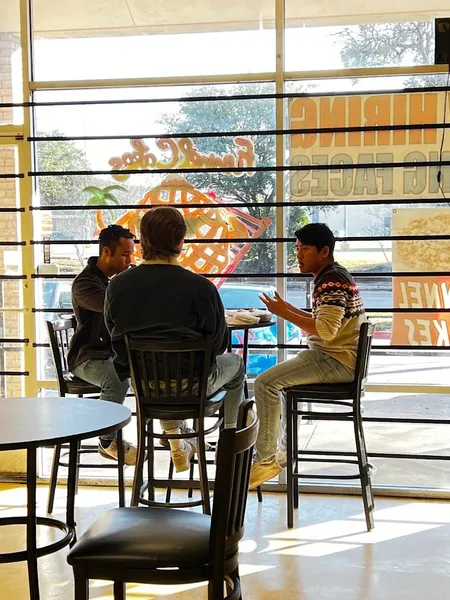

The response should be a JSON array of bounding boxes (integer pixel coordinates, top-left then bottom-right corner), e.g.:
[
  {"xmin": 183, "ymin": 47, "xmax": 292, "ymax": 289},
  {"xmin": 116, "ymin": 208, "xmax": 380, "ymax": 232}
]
[{"xmin": 249, "ymin": 223, "xmax": 366, "ymax": 489}]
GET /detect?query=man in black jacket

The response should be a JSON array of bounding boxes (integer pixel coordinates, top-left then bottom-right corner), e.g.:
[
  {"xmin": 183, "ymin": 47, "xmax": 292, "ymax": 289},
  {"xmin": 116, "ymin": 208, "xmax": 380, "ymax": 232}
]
[
  {"xmin": 105, "ymin": 207, "xmax": 245, "ymax": 473},
  {"xmin": 68, "ymin": 225, "xmax": 138, "ymax": 465}
]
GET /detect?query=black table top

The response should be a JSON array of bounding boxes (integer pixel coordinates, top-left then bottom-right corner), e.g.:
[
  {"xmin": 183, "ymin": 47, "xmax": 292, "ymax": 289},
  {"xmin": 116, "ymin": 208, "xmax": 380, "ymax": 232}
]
[
  {"xmin": 227, "ymin": 320, "xmax": 275, "ymax": 331},
  {"xmin": 0, "ymin": 398, "xmax": 131, "ymax": 451}
]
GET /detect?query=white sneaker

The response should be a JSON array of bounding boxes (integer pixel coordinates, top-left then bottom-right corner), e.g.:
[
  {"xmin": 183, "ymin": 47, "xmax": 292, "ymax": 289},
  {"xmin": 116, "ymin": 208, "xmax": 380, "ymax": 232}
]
[
  {"xmin": 276, "ymin": 449, "xmax": 287, "ymax": 468},
  {"xmin": 98, "ymin": 439, "xmax": 138, "ymax": 466},
  {"xmin": 171, "ymin": 439, "xmax": 197, "ymax": 473}
]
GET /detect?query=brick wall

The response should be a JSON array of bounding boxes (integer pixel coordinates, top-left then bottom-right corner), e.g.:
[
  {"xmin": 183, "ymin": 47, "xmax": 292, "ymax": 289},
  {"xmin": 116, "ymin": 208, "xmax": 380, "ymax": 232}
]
[
  {"xmin": 0, "ymin": 33, "xmax": 24, "ymax": 398},
  {"xmin": 0, "ymin": 33, "xmax": 19, "ymax": 125}
]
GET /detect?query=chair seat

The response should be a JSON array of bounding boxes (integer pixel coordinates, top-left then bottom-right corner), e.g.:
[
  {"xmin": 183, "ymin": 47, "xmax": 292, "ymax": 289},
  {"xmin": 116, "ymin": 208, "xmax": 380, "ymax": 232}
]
[
  {"xmin": 284, "ymin": 382, "xmax": 362, "ymax": 401},
  {"xmin": 145, "ymin": 391, "xmax": 225, "ymax": 421},
  {"xmin": 64, "ymin": 374, "xmax": 101, "ymax": 395},
  {"xmin": 67, "ymin": 507, "xmax": 211, "ymax": 569}
]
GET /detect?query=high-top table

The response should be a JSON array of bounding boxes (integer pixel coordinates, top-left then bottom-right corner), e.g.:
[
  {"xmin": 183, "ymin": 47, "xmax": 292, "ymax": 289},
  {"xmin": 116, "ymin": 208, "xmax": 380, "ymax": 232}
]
[
  {"xmin": 227, "ymin": 320, "xmax": 275, "ymax": 397},
  {"xmin": 0, "ymin": 397, "xmax": 131, "ymax": 600}
]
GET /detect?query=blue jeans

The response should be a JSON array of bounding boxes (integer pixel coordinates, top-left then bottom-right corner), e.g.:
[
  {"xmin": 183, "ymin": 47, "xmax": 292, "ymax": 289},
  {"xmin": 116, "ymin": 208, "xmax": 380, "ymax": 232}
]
[
  {"xmin": 74, "ymin": 358, "xmax": 129, "ymax": 441},
  {"xmin": 161, "ymin": 352, "xmax": 245, "ymax": 432},
  {"xmin": 254, "ymin": 350, "xmax": 355, "ymax": 463}
]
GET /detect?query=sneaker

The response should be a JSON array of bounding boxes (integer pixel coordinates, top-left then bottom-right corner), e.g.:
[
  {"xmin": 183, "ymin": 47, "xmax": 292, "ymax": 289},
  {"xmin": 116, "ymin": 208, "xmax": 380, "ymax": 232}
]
[
  {"xmin": 159, "ymin": 425, "xmax": 212, "ymax": 451},
  {"xmin": 276, "ymin": 449, "xmax": 287, "ymax": 468},
  {"xmin": 249, "ymin": 460, "xmax": 282, "ymax": 490},
  {"xmin": 171, "ymin": 439, "xmax": 197, "ymax": 473},
  {"xmin": 98, "ymin": 439, "xmax": 139, "ymax": 466}
]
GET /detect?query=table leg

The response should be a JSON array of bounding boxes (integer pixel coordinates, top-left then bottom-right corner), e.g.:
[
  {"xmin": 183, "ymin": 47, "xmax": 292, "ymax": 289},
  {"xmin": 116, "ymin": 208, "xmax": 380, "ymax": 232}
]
[
  {"xmin": 26, "ymin": 447, "xmax": 40, "ymax": 600},
  {"xmin": 243, "ymin": 328, "xmax": 249, "ymax": 399},
  {"xmin": 66, "ymin": 441, "xmax": 78, "ymax": 547},
  {"xmin": 117, "ymin": 429, "xmax": 125, "ymax": 507}
]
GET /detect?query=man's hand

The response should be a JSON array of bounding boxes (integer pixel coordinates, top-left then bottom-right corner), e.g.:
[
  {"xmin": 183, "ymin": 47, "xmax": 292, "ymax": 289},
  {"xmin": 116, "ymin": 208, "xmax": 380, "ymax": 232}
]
[
  {"xmin": 260, "ymin": 291, "xmax": 288, "ymax": 318},
  {"xmin": 260, "ymin": 291, "xmax": 318, "ymax": 335}
]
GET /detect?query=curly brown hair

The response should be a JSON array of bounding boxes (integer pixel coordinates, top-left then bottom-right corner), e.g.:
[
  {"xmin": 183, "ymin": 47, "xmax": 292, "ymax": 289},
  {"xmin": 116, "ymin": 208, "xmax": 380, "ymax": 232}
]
[{"xmin": 140, "ymin": 207, "xmax": 187, "ymax": 261}]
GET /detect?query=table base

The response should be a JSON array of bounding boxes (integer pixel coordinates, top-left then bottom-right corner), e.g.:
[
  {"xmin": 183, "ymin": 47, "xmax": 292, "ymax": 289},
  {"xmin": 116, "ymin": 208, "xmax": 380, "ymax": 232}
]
[{"xmin": 0, "ymin": 515, "xmax": 74, "ymax": 564}]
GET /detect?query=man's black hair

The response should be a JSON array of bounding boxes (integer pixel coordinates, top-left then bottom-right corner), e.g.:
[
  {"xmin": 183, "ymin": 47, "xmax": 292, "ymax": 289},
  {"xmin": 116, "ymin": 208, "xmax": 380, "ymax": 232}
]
[
  {"xmin": 98, "ymin": 225, "xmax": 134, "ymax": 255},
  {"xmin": 295, "ymin": 223, "xmax": 335, "ymax": 259}
]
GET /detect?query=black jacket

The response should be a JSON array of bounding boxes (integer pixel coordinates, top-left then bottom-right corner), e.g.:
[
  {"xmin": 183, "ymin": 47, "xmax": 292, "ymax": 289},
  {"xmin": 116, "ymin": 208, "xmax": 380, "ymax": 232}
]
[
  {"xmin": 67, "ymin": 257, "xmax": 113, "ymax": 371},
  {"xmin": 105, "ymin": 263, "xmax": 228, "ymax": 378}
]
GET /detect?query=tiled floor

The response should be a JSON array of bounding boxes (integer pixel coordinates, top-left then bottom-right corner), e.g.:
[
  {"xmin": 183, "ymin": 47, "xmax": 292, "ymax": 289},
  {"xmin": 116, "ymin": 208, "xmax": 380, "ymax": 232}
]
[{"xmin": 1, "ymin": 483, "xmax": 450, "ymax": 600}]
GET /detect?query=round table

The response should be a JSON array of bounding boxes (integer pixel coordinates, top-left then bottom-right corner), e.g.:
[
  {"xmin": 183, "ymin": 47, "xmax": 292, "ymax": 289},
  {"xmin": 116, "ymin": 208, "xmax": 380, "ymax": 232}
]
[
  {"xmin": 0, "ymin": 397, "xmax": 131, "ymax": 600},
  {"xmin": 227, "ymin": 320, "xmax": 275, "ymax": 397}
]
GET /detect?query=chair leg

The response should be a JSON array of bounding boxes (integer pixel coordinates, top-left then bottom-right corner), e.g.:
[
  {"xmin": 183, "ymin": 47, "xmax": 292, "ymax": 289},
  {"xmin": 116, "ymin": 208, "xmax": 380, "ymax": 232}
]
[
  {"xmin": 358, "ymin": 416, "xmax": 375, "ymax": 513},
  {"xmin": 229, "ymin": 566, "xmax": 242, "ymax": 600},
  {"xmin": 187, "ymin": 460, "xmax": 195, "ymax": 499},
  {"xmin": 73, "ymin": 567, "xmax": 89, "ymax": 600},
  {"xmin": 166, "ymin": 457, "xmax": 174, "ymax": 504},
  {"xmin": 354, "ymin": 411, "xmax": 375, "ymax": 531},
  {"xmin": 147, "ymin": 419, "xmax": 155, "ymax": 502},
  {"xmin": 196, "ymin": 420, "xmax": 211, "ymax": 515},
  {"xmin": 286, "ymin": 396, "xmax": 294, "ymax": 529},
  {"xmin": 293, "ymin": 409, "xmax": 299, "ymax": 510},
  {"xmin": 256, "ymin": 485, "xmax": 263, "ymax": 502},
  {"xmin": 113, "ymin": 581, "xmax": 126, "ymax": 600},
  {"xmin": 117, "ymin": 429, "xmax": 125, "ymax": 507},
  {"xmin": 208, "ymin": 568, "xmax": 226, "ymax": 600},
  {"xmin": 131, "ymin": 417, "xmax": 146, "ymax": 506},
  {"xmin": 47, "ymin": 444, "xmax": 61, "ymax": 514},
  {"xmin": 74, "ymin": 441, "xmax": 81, "ymax": 497}
]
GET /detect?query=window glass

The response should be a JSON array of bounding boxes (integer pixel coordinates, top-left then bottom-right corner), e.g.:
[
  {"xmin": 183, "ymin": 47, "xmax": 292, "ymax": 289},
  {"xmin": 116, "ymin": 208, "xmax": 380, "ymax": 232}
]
[
  {"xmin": 33, "ymin": 84, "xmax": 276, "ymax": 281},
  {"xmin": 285, "ymin": 7, "xmax": 439, "ymax": 73},
  {"xmin": 285, "ymin": 79, "xmax": 450, "ymax": 382},
  {"xmin": 32, "ymin": 2, "xmax": 275, "ymax": 81}
]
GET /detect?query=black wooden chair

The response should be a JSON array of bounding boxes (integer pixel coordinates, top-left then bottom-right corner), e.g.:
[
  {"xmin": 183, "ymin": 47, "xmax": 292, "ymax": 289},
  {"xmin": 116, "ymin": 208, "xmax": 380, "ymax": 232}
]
[
  {"xmin": 46, "ymin": 318, "xmax": 125, "ymax": 514},
  {"xmin": 284, "ymin": 321, "xmax": 376, "ymax": 530},
  {"xmin": 67, "ymin": 399, "xmax": 259, "ymax": 600},
  {"xmin": 125, "ymin": 333, "xmax": 224, "ymax": 515}
]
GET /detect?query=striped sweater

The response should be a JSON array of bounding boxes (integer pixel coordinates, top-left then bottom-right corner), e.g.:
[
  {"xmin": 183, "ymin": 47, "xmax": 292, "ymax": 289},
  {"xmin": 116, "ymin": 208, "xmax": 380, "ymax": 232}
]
[{"xmin": 307, "ymin": 262, "xmax": 366, "ymax": 369}]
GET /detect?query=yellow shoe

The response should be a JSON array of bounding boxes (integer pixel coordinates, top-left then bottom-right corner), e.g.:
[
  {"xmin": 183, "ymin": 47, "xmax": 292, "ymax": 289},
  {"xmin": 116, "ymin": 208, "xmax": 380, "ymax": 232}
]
[
  {"xmin": 249, "ymin": 460, "xmax": 282, "ymax": 490},
  {"xmin": 171, "ymin": 439, "xmax": 197, "ymax": 473}
]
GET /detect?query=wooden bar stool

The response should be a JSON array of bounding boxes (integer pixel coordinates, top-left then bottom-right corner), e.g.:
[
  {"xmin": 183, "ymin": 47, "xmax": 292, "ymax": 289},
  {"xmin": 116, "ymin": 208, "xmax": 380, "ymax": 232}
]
[
  {"xmin": 46, "ymin": 318, "xmax": 126, "ymax": 513},
  {"xmin": 125, "ymin": 333, "xmax": 224, "ymax": 515},
  {"xmin": 284, "ymin": 322, "xmax": 376, "ymax": 530}
]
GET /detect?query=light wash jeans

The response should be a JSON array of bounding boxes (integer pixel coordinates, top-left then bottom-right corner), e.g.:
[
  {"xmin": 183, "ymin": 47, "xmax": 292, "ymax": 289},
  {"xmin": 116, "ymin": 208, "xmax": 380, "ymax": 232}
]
[
  {"xmin": 74, "ymin": 357, "xmax": 129, "ymax": 441},
  {"xmin": 161, "ymin": 352, "xmax": 245, "ymax": 432},
  {"xmin": 254, "ymin": 349, "xmax": 355, "ymax": 463}
]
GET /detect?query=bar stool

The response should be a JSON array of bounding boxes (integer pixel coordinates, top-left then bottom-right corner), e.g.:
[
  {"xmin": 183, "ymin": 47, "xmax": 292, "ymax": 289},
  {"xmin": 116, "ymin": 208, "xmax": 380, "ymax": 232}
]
[
  {"xmin": 46, "ymin": 318, "xmax": 125, "ymax": 513},
  {"xmin": 125, "ymin": 333, "xmax": 224, "ymax": 515},
  {"xmin": 284, "ymin": 322, "xmax": 376, "ymax": 530},
  {"xmin": 67, "ymin": 400, "xmax": 259, "ymax": 600}
]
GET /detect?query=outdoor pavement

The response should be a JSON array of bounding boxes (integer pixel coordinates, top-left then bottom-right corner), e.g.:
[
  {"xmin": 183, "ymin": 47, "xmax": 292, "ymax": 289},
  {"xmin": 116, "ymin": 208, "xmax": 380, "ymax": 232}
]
[{"xmin": 40, "ymin": 353, "xmax": 450, "ymax": 493}]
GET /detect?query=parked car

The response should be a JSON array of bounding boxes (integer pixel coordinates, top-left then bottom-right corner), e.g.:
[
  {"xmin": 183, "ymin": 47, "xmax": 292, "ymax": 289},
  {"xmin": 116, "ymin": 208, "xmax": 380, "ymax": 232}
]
[
  {"xmin": 40, "ymin": 280, "xmax": 303, "ymax": 377},
  {"xmin": 42, "ymin": 280, "xmax": 72, "ymax": 315},
  {"xmin": 218, "ymin": 283, "xmax": 302, "ymax": 376}
]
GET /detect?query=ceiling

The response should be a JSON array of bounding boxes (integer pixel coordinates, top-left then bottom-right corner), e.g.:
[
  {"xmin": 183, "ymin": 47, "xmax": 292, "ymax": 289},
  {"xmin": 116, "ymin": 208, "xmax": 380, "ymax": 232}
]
[{"xmin": 1, "ymin": 0, "xmax": 449, "ymax": 36}]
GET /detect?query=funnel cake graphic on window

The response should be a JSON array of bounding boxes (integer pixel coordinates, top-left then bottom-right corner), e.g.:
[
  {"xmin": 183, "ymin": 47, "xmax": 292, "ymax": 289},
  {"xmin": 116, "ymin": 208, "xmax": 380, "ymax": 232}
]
[{"xmin": 95, "ymin": 177, "xmax": 271, "ymax": 288}]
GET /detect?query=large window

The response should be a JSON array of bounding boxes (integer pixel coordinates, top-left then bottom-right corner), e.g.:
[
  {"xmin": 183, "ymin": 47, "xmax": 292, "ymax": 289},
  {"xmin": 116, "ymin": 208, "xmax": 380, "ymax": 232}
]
[{"xmin": 2, "ymin": 0, "xmax": 450, "ymax": 492}]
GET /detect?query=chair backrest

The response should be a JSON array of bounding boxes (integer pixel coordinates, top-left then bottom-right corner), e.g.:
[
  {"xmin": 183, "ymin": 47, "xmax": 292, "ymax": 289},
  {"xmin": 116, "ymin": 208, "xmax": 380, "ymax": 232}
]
[
  {"xmin": 46, "ymin": 317, "xmax": 77, "ymax": 394},
  {"xmin": 209, "ymin": 400, "xmax": 259, "ymax": 565},
  {"xmin": 124, "ymin": 334, "xmax": 214, "ymax": 415},
  {"xmin": 354, "ymin": 321, "xmax": 375, "ymax": 392}
]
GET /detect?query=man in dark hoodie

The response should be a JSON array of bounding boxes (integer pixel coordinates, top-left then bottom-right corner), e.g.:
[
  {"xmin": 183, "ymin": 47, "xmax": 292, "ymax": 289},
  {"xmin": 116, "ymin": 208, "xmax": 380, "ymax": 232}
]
[
  {"xmin": 68, "ymin": 224, "xmax": 138, "ymax": 465},
  {"xmin": 105, "ymin": 206, "xmax": 245, "ymax": 473}
]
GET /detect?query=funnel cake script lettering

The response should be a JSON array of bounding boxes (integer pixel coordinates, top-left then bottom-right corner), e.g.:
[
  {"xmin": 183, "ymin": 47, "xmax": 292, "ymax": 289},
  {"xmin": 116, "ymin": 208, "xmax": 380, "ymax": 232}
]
[{"xmin": 109, "ymin": 137, "xmax": 256, "ymax": 182}]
